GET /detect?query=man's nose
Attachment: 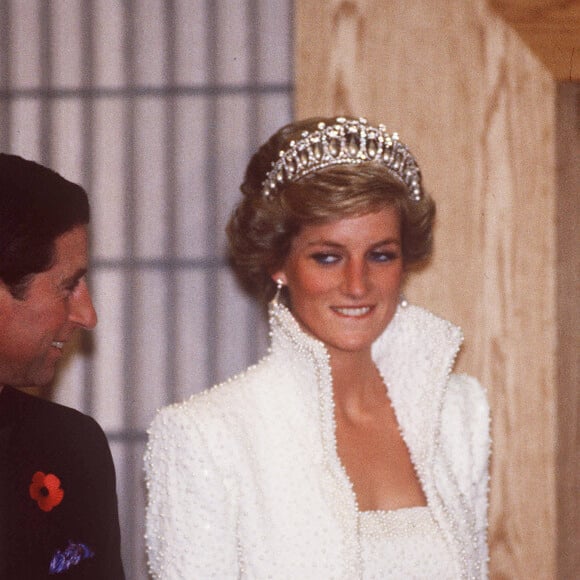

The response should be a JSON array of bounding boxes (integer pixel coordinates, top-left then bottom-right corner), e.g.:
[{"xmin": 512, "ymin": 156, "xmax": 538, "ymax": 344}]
[{"xmin": 69, "ymin": 279, "xmax": 98, "ymax": 330}]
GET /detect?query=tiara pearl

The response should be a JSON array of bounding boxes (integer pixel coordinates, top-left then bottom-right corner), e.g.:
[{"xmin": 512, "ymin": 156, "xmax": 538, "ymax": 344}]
[{"xmin": 261, "ymin": 117, "xmax": 423, "ymax": 201}]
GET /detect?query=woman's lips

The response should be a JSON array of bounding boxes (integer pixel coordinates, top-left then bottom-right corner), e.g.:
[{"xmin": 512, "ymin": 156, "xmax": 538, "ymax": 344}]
[{"xmin": 331, "ymin": 306, "xmax": 373, "ymax": 317}]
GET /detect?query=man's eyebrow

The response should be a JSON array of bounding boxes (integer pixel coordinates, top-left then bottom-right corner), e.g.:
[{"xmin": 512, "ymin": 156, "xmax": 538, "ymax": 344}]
[{"xmin": 61, "ymin": 268, "xmax": 87, "ymax": 285}]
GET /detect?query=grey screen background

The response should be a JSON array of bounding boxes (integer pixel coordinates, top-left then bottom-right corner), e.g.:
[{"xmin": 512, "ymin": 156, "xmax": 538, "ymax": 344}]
[{"xmin": 0, "ymin": 1, "xmax": 293, "ymax": 576}]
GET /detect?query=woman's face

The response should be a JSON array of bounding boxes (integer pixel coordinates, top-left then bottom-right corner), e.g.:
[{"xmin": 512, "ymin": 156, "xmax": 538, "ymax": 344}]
[{"xmin": 273, "ymin": 206, "xmax": 403, "ymax": 359}]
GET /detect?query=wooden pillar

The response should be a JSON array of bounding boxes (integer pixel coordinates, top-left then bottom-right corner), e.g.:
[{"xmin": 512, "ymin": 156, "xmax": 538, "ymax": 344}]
[
  {"xmin": 295, "ymin": 1, "xmax": 578, "ymax": 577},
  {"xmin": 555, "ymin": 82, "xmax": 579, "ymax": 580}
]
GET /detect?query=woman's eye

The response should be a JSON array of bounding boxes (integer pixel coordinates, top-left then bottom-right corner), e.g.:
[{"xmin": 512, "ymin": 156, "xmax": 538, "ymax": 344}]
[
  {"xmin": 311, "ymin": 253, "xmax": 340, "ymax": 265},
  {"xmin": 369, "ymin": 250, "xmax": 399, "ymax": 262}
]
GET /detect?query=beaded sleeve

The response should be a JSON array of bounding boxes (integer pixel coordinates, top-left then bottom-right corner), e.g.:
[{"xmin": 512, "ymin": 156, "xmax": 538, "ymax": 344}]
[{"xmin": 144, "ymin": 404, "xmax": 239, "ymax": 579}]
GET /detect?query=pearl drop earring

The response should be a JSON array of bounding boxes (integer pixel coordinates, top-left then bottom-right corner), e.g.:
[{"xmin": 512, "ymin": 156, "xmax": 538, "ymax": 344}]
[{"xmin": 274, "ymin": 278, "xmax": 284, "ymax": 304}]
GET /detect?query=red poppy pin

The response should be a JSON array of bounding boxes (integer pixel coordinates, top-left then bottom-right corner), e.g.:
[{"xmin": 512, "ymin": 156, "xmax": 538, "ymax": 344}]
[{"xmin": 29, "ymin": 471, "xmax": 64, "ymax": 512}]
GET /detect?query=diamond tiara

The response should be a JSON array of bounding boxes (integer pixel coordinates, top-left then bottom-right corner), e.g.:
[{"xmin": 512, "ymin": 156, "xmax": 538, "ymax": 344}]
[{"xmin": 261, "ymin": 117, "xmax": 423, "ymax": 201}]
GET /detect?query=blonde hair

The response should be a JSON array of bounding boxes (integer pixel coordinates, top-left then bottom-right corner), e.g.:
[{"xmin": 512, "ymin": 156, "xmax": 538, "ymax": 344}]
[{"xmin": 227, "ymin": 117, "xmax": 435, "ymax": 302}]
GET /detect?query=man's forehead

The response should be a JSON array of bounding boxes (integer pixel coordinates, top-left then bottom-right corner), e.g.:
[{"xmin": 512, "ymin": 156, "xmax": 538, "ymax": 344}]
[{"xmin": 51, "ymin": 226, "xmax": 90, "ymax": 274}]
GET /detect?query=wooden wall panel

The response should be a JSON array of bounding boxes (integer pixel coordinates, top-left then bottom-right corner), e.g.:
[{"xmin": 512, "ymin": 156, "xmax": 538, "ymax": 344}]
[
  {"xmin": 489, "ymin": 0, "xmax": 580, "ymax": 81},
  {"xmin": 556, "ymin": 82, "xmax": 579, "ymax": 580},
  {"xmin": 296, "ymin": 1, "xmax": 564, "ymax": 578}
]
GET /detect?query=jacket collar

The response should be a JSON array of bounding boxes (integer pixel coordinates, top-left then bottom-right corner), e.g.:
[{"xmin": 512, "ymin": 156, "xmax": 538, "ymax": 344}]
[
  {"xmin": 372, "ymin": 304, "xmax": 463, "ymax": 470},
  {"xmin": 268, "ymin": 300, "xmax": 463, "ymax": 476}
]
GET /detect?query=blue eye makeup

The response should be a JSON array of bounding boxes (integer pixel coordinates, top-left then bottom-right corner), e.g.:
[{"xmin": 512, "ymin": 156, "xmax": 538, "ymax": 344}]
[{"xmin": 311, "ymin": 252, "xmax": 341, "ymax": 265}]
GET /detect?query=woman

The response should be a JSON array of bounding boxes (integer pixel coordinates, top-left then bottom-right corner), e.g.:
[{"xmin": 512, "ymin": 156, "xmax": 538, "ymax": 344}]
[{"xmin": 145, "ymin": 116, "xmax": 490, "ymax": 579}]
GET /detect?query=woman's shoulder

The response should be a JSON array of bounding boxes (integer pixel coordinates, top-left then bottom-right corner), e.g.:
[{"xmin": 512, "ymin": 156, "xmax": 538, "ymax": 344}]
[
  {"xmin": 148, "ymin": 355, "xmax": 279, "ymax": 438},
  {"xmin": 441, "ymin": 373, "xmax": 490, "ymax": 456},
  {"xmin": 446, "ymin": 373, "xmax": 487, "ymax": 404},
  {"xmin": 444, "ymin": 373, "xmax": 489, "ymax": 419}
]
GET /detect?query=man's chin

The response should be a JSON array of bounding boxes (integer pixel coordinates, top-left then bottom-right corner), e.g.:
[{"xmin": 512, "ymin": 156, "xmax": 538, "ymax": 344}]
[
  {"xmin": 16, "ymin": 382, "xmax": 53, "ymax": 389},
  {"xmin": 18, "ymin": 370, "xmax": 57, "ymax": 390}
]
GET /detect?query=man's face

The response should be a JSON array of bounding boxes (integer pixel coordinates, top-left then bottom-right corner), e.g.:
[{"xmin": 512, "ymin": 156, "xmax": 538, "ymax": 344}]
[{"xmin": 0, "ymin": 225, "xmax": 97, "ymax": 387}]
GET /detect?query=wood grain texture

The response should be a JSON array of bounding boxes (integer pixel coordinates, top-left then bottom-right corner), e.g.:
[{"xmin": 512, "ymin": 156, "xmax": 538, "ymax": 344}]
[
  {"xmin": 296, "ymin": 1, "xmax": 561, "ymax": 577},
  {"xmin": 556, "ymin": 82, "xmax": 579, "ymax": 580},
  {"xmin": 489, "ymin": 0, "xmax": 580, "ymax": 81}
]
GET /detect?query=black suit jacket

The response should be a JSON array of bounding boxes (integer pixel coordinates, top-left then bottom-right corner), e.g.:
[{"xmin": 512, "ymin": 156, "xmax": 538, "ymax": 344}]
[{"xmin": 0, "ymin": 386, "xmax": 125, "ymax": 579}]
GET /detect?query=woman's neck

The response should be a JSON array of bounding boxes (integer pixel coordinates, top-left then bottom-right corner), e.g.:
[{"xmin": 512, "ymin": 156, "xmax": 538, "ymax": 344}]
[{"xmin": 329, "ymin": 349, "xmax": 387, "ymax": 416}]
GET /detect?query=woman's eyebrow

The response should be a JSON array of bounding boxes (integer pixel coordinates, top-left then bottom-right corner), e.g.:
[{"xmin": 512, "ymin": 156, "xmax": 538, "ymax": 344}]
[{"xmin": 305, "ymin": 237, "xmax": 401, "ymax": 248}]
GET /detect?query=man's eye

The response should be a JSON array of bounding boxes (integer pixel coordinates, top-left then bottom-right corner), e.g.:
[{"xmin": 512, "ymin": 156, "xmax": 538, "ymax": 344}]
[{"xmin": 65, "ymin": 280, "xmax": 81, "ymax": 292}]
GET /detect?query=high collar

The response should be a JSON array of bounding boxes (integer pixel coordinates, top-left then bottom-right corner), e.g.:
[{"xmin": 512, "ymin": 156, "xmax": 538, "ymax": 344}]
[{"xmin": 268, "ymin": 299, "xmax": 464, "ymax": 474}]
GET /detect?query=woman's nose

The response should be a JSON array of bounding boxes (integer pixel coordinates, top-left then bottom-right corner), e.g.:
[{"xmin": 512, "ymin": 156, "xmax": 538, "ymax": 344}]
[{"xmin": 342, "ymin": 260, "xmax": 368, "ymax": 297}]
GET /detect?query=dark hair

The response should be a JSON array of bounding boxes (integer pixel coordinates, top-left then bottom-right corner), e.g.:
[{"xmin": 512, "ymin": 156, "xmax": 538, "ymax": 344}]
[
  {"xmin": 227, "ymin": 117, "xmax": 436, "ymax": 303},
  {"xmin": 0, "ymin": 153, "xmax": 90, "ymax": 298}
]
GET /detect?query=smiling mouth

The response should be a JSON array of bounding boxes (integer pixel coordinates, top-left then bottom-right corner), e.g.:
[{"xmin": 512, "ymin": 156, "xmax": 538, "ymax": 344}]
[
  {"xmin": 332, "ymin": 306, "xmax": 373, "ymax": 317},
  {"xmin": 51, "ymin": 341, "xmax": 64, "ymax": 350}
]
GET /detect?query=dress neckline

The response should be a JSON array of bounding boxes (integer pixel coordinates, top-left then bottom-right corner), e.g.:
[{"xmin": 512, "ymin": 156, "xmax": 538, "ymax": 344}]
[{"xmin": 358, "ymin": 505, "xmax": 429, "ymax": 517}]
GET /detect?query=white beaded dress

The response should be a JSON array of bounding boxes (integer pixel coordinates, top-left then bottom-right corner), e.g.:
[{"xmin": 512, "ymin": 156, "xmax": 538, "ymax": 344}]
[
  {"xmin": 359, "ymin": 507, "xmax": 457, "ymax": 579},
  {"xmin": 145, "ymin": 302, "xmax": 490, "ymax": 579}
]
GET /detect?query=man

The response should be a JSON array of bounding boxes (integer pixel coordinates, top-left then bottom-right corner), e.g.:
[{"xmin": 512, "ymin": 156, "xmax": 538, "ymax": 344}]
[{"xmin": 0, "ymin": 154, "xmax": 125, "ymax": 578}]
